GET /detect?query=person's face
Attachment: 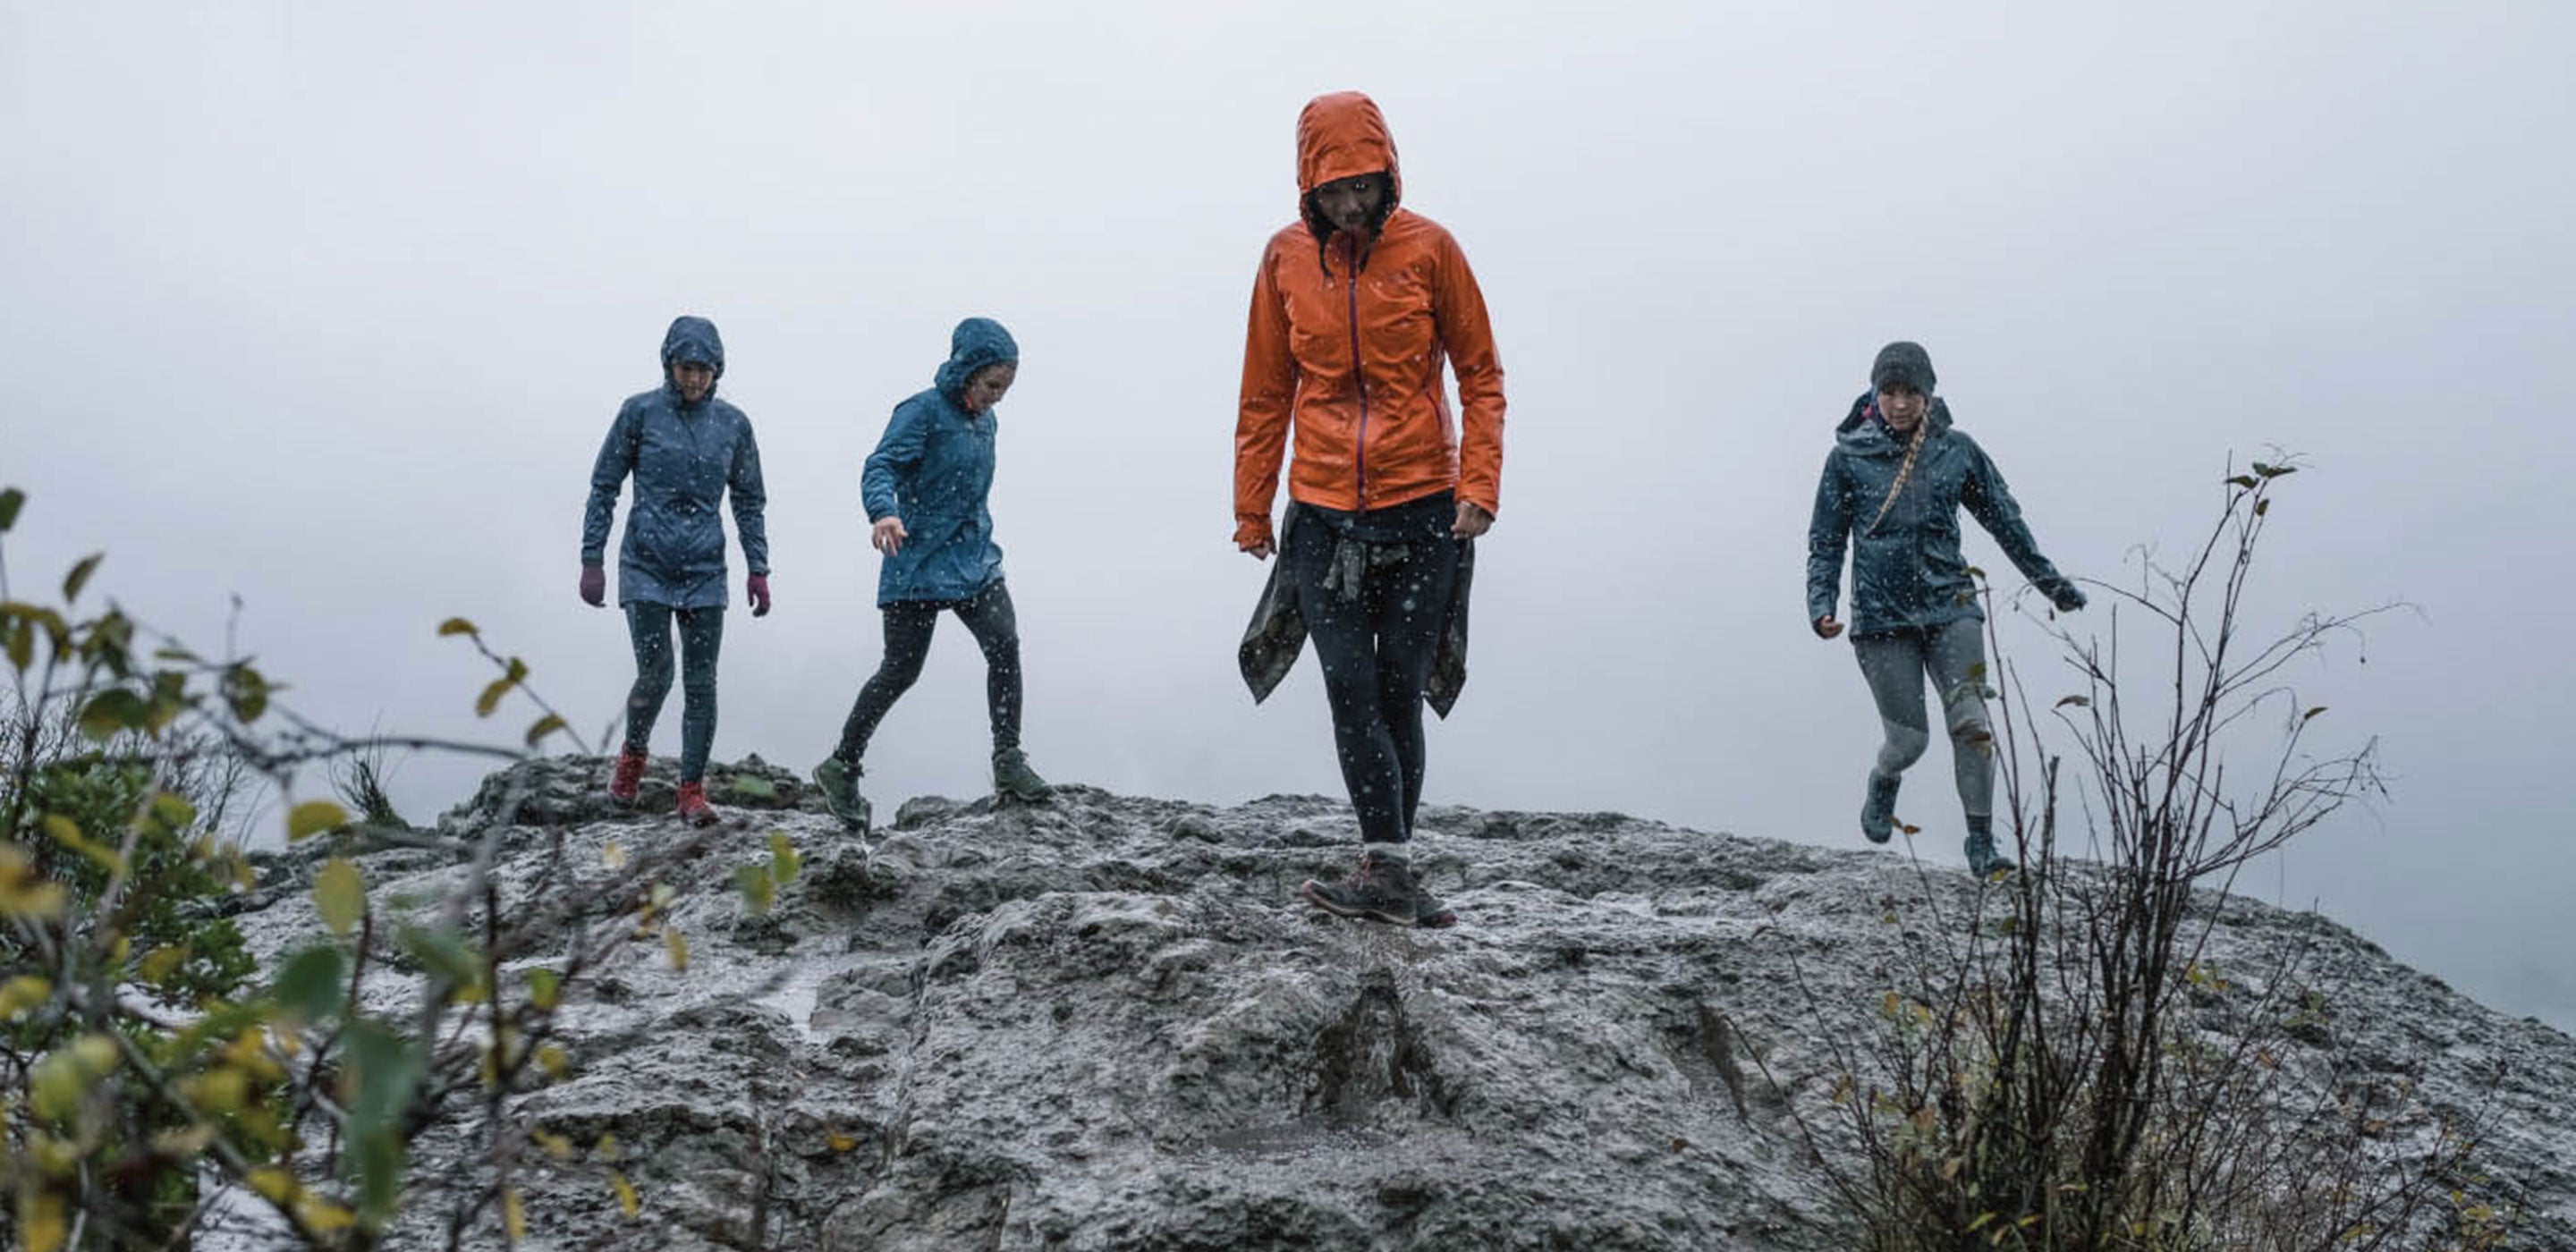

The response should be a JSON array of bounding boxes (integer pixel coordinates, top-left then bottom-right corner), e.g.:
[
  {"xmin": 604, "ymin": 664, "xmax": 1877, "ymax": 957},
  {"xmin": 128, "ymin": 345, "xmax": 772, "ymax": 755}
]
[
  {"xmin": 963, "ymin": 362, "xmax": 1016, "ymax": 412},
  {"xmin": 671, "ymin": 360, "xmax": 716, "ymax": 402},
  {"xmin": 1314, "ymin": 172, "xmax": 1389, "ymax": 235},
  {"xmin": 1877, "ymin": 385, "xmax": 1928, "ymax": 435}
]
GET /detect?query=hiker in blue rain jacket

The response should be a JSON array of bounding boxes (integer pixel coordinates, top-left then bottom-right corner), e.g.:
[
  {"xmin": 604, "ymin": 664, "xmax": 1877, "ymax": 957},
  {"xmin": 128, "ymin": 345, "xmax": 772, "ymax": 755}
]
[
  {"xmin": 580, "ymin": 315, "xmax": 771, "ymax": 827},
  {"xmin": 809, "ymin": 317, "xmax": 1051, "ymax": 833},
  {"xmin": 1807, "ymin": 342, "xmax": 2083, "ymax": 879}
]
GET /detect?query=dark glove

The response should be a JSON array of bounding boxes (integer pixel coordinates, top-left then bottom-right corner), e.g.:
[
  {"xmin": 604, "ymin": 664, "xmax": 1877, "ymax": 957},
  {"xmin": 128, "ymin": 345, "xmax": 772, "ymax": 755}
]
[
  {"xmin": 746, "ymin": 573, "xmax": 772, "ymax": 617},
  {"xmin": 2052, "ymin": 583, "xmax": 2088, "ymax": 613},
  {"xmin": 579, "ymin": 563, "xmax": 606, "ymax": 606}
]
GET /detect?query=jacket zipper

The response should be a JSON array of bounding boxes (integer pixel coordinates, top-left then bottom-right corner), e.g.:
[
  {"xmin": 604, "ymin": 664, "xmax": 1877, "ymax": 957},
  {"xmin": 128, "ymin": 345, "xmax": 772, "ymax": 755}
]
[{"xmin": 1343, "ymin": 237, "xmax": 1369, "ymax": 508}]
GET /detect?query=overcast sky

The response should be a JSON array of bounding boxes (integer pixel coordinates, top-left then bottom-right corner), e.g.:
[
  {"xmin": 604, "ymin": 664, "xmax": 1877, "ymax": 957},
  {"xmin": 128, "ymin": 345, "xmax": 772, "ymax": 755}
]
[{"xmin": 5, "ymin": 2, "xmax": 2570, "ymax": 1029}]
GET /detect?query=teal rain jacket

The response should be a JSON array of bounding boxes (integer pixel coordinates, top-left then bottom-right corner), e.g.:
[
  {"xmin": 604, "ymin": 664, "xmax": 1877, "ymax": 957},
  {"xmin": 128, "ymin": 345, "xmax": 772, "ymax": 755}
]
[
  {"xmin": 581, "ymin": 316, "xmax": 770, "ymax": 609},
  {"xmin": 861, "ymin": 318, "xmax": 1020, "ymax": 606},
  {"xmin": 1807, "ymin": 394, "xmax": 2077, "ymax": 637}
]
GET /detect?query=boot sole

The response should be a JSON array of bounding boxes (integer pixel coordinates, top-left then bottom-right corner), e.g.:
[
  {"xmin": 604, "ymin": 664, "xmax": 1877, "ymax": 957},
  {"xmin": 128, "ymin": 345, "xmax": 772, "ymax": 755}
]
[{"xmin": 1300, "ymin": 881, "xmax": 1419, "ymax": 927}]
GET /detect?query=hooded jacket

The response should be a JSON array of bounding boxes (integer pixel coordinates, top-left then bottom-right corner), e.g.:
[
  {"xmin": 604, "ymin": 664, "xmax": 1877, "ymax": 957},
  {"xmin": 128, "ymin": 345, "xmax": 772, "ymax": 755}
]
[
  {"xmin": 1806, "ymin": 394, "xmax": 2076, "ymax": 636},
  {"xmin": 860, "ymin": 317, "xmax": 1018, "ymax": 606},
  {"xmin": 582, "ymin": 316, "xmax": 769, "ymax": 609},
  {"xmin": 1233, "ymin": 92, "xmax": 1506, "ymax": 549}
]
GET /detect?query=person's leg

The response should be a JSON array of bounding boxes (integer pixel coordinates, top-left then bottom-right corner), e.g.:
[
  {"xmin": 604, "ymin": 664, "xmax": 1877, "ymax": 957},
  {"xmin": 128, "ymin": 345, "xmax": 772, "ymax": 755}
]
[
  {"xmin": 1852, "ymin": 630, "xmax": 1933, "ymax": 842},
  {"xmin": 1925, "ymin": 618, "xmax": 2006, "ymax": 874},
  {"xmin": 674, "ymin": 606, "xmax": 725, "ymax": 783},
  {"xmin": 1367, "ymin": 537, "xmax": 1462, "ymax": 838},
  {"xmin": 953, "ymin": 582, "xmax": 1024, "ymax": 754},
  {"xmin": 833, "ymin": 604, "xmax": 940, "ymax": 766},
  {"xmin": 623, "ymin": 603, "xmax": 677, "ymax": 751},
  {"xmin": 1287, "ymin": 521, "xmax": 1406, "ymax": 846}
]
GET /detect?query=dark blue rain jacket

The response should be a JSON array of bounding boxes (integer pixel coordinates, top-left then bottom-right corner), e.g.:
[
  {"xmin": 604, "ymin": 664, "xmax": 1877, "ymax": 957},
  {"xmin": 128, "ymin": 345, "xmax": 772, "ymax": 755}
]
[
  {"xmin": 861, "ymin": 318, "xmax": 1020, "ymax": 606},
  {"xmin": 581, "ymin": 316, "xmax": 770, "ymax": 609},
  {"xmin": 1807, "ymin": 394, "xmax": 2075, "ymax": 637}
]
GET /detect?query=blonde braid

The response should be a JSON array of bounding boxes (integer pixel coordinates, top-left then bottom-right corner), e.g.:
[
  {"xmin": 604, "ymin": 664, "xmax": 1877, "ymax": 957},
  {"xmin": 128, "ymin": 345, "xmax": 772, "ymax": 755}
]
[{"xmin": 1862, "ymin": 407, "xmax": 1930, "ymax": 536}]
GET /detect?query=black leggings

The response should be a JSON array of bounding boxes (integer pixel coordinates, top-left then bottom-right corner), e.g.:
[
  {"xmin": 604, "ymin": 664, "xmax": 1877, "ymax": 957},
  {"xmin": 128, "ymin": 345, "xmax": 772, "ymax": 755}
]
[
  {"xmin": 834, "ymin": 580, "xmax": 1022, "ymax": 764},
  {"xmin": 624, "ymin": 602, "xmax": 724, "ymax": 782},
  {"xmin": 1286, "ymin": 500, "xmax": 1461, "ymax": 846}
]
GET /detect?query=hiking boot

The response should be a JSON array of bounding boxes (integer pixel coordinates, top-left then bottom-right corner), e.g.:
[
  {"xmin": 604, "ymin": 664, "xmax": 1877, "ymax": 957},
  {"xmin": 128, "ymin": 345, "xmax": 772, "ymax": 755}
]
[
  {"xmin": 675, "ymin": 781, "xmax": 718, "ymax": 828},
  {"xmin": 609, "ymin": 747, "xmax": 648, "ymax": 805},
  {"xmin": 1860, "ymin": 772, "xmax": 1901, "ymax": 844},
  {"xmin": 811, "ymin": 757, "xmax": 871, "ymax": 832},
  {"xmin": 992, "ymin": 748, "xmax": 1053, "ymax": 802},
  {"xmin": 1964, "ymin": 829, "xmax": 2015, "ymax": 880},
  {"xmin": 1302, "ymin": 850, "xmax": 1456, "ymax": 929}
]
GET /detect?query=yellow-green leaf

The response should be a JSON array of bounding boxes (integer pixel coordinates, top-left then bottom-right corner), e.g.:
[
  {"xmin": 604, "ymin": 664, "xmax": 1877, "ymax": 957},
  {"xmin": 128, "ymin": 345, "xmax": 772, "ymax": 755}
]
[
  {"xmin": 532, "ymin": 1129, "xmax": 574, "ymax": 1160},
  {"xmin": 6, "ymin": 618, "xmax": 31, "ymax": 673},
  {"xmin": 609, "ymin": 1170, "xmax": 640, "ymax": 1217},
  {"xmin": 664, "ymin": 925, "xmax": 689, "ymax": 972},
  {"xmin": 503, "ymin": 1188, "xmax": 526, "ymax": 1241},
  {"xmin": 601, "ymin": 842, "xmax": 627, "ymax": 870},
  {"xmin": 537, "ymin": 1044, "xmax": 570, "ymax": 1080},
  {"xmin": 475, "ymin": 674, "xmax": 516, "ymax": 717},
  {"xmin": 315, "ymin": 859, "xmax": 367, "ymax": 937},
  {"xmin": 21, "ymin": 1190, "xmax": 66, "ymax": 1252},
  {"xmin": 826, "ymin": 1130, "xmax": 858, "ymax": 1153},
  {"xmin": 768, "ymin": 832, "xmax": 801, "ymax": 884},
  {"xmin": 62, "ymin": 553, "xmax": 104, "ymax": 604},
  {"xmin": 436, "ymin": 617, "xmax": 479, "ymax": 637},
  {"xmin": 525, "ymin": 714, "xmax": 568, "ymax": 747},
  {"xmin": 527, "ymin": 968, "xmax": 562, "ymax": 1011},
  {"xmin": 0, "ymin": 487, "xmax": 24, "ymax": 533},
  {"xmin": 287, "ymin": 799, "xmax": 351, "ymax": 842},
  {"xmin": 0, "ymin": 974, "xmax": 54, "ymax": 1019}
]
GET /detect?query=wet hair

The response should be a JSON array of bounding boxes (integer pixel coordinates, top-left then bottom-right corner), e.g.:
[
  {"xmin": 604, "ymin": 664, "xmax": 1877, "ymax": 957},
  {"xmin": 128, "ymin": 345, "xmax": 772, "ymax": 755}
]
[{"xmin": 1863, "ymin": 401, "xmax": 1931, "ymax": 537}]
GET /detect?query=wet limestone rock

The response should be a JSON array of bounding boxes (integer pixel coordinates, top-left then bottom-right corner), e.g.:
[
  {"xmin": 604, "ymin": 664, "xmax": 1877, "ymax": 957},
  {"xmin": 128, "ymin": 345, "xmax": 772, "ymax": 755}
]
[{"xmin": 216, "ymin": 755, "xmax": 2576, "ymax": 1251}]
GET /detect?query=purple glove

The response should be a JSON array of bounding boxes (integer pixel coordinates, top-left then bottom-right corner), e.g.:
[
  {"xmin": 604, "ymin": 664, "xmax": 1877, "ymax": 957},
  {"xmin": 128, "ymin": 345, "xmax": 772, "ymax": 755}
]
[
  {"xmin": 579, "ymin": 563, "xmax": 606, "ymax": 606},
  {"xmin": 746, "ymin": 573, "xmax": 771, "ymax": 617}
]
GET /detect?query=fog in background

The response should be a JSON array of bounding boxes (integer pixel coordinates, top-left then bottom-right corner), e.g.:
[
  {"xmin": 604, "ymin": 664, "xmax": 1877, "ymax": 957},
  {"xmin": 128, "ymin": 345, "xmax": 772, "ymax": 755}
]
[{"xmin": 7, "ymin": 3, "xmax": 2571, "ymax": 1028}]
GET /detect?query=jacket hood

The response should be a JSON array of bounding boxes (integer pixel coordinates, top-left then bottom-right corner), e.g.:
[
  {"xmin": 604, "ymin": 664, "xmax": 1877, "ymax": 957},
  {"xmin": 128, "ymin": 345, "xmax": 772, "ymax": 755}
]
[
  {"xmin": 933, "ymin": 317, "xmax": 1020, "ymax": 404},
  {"xmin": 1297, "ymin": 92, "xmax": 1402, "ymax": 235},
  {"xmin": 661, "ymin": 316, "xmax": 725, "ymax": 377},
  {"xmin": 1835, "ymin": 392, "xmax": 1953, "ymax": 452}
]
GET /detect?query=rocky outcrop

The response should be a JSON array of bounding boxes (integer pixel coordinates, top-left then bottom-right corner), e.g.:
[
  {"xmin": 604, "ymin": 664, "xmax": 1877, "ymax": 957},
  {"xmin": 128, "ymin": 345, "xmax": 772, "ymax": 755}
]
[{"xmin": 220, "ymin": 756, "xmax": 2576, "ymax": 1250}]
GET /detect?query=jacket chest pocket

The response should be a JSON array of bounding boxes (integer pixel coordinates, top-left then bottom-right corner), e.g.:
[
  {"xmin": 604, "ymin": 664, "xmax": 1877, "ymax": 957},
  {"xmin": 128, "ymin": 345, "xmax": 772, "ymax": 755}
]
[{"xmin": 1362, "ymin": 269, "xmax": 1436, "ymax": 363}]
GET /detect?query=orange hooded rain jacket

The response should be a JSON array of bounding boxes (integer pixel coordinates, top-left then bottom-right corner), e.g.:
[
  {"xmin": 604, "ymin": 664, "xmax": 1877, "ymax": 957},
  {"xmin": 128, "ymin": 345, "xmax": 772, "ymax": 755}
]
[{"xmin": 1233, "ymin": 91, "xmax": 1505, "ymax": 551}]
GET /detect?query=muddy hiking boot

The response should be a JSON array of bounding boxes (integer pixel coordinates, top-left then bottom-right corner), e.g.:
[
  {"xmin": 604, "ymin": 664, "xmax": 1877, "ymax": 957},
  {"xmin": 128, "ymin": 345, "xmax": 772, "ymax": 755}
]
[
  {"xmin": 810, "ymin": 757, "xmax": 871, "ymax": 832},
  {"xmin": 1860, "ymin": 772, "xmax": 1901, "ymax": 844},
  {"xmin": 992, "ymin": 748, "xmax": 1053, "ymax": 803},
  {"xmin": 1964, "ymin": 828, "xmax": 2015, "ymax": 880},
  {"xmin": 608, "ymin": 747, "xmax": 648, "ymax": 805},
  {"xmin": 1301, "ymin": 850, "xmax": 1457, "ymax": 929},
  {"xmin": 674, "ymin": 781, "xmax": 718, "ymax": 828}
]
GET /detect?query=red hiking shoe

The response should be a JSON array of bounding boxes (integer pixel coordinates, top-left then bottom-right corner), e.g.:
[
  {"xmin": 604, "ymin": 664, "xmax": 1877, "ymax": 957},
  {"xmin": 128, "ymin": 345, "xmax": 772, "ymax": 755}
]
[
  {"xmin": 674, "ymin": 780, "xmax": 717, "ymax": 828},
  {"xmin": 608, "ymin": 747, "xmax": 648, "ymax": 804}
]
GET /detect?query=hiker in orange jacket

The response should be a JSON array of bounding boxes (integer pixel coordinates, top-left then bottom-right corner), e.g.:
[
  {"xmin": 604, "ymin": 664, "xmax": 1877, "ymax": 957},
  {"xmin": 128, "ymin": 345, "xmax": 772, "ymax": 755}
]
[{"xmin": 1234, "ymin": 90, "xmax": 1505, "ymax": 928}]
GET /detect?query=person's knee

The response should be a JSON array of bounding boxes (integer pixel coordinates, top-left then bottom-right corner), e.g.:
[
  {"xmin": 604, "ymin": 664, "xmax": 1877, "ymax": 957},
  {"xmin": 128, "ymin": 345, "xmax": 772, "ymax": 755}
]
[
  {"xmin": 1884, "ymin": 724, "xmax": 1931, "ymax": 769},
  {"xmin": 1947, "ymin": 715, "xmax": 1994, "ymax": 753},
  {"xmin": 630, "ymin": 662, "xmax": 674, "ymax": 700}
]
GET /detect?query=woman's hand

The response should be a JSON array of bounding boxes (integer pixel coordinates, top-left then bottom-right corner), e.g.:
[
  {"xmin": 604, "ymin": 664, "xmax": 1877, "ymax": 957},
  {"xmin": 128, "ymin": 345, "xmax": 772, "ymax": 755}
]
[
  {"xmin": 579, "ymin": 563, "xmax": 606, "ymax": 607},
  {"xmin": 1813, "ymin": 615, "xmax": 1845, "ymax": 639},
  {"xmin": 871, "ymin": 516, "xmax": 909, "ymax": 555},
  {"xmin": 1452, "ymin": 501, "xmax": 1494, "ymax": 539}
]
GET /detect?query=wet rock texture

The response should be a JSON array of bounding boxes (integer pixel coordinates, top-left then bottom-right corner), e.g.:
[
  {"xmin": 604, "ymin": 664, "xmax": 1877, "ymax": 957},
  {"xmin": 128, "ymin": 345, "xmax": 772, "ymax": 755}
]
[{"xmin": 226, "ymin": 756, "xmax": 2576, "ymax": 1250}]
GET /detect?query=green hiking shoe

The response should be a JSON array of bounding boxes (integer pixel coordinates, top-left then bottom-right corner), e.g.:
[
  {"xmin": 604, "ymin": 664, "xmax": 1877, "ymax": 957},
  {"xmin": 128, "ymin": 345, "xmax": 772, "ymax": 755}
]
[
  {"xmin": 811, "ymin": 757, "xmax": 871, "ymax": 832},
  {"xmin": 992, "ymin": 748, "xmax": 1053, "ymax": 802},
  {"xmin": 1860, "ymin": 772, "xmax": 1901, "ymax": 845},
  {"xmin": 1965, "ymin": 829, "xmax": 2016, "ymax": 880},
  {"xmin": 1301, "ymin": 850, "xmax": 1457, "ymax": 928}
]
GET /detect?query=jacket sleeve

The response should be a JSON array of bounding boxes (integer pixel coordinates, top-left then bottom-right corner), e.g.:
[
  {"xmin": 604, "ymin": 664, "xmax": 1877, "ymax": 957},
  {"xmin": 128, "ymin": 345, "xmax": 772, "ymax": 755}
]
[
  {"xmin": 1962, "ymin": 440, "xmax": 2075, "ymax": 599},
  {"xmin": 1233, "ymin": 244, "xmax": 1297, "ymax": 549},
  {"xmin": 580, "ymin": 402, "xmax": 639, "ymax": 565},
  {"xmin": 729, "ymin": 413, "xmax": 770, "ymax": 575},
  {"xmin": 862, "ymin": 399, "xmax": 931, "ymax": 524},
  {"xmin": 1805, "ymin": 448, "xmax": 1852, "ymax": 624},
  {"xmin": 1431, "ymin": 230, "xmax": 1505, "ymax": 518}
]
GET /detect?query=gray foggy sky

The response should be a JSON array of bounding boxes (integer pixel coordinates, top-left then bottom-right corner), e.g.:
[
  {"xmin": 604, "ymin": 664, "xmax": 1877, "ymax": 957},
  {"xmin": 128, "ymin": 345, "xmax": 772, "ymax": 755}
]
[{"xmin": 6, "ymin": 3, "xmax": 2572, "ymax": 1028}]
